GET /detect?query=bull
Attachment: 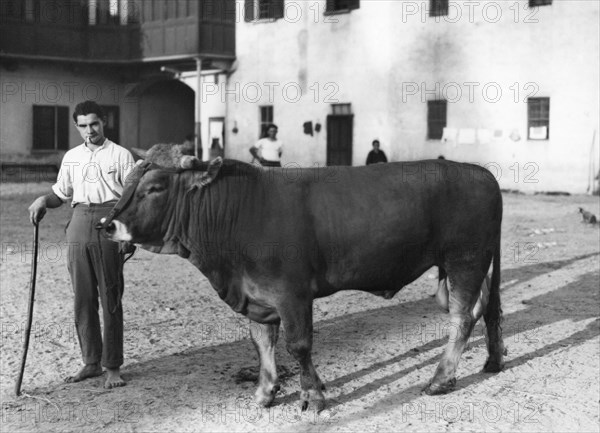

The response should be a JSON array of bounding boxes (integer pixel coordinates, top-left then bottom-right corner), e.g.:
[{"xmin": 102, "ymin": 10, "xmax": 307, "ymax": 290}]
[{"xmin": 99, "ymin": 143, "xmax": 505, "ymax": 410}]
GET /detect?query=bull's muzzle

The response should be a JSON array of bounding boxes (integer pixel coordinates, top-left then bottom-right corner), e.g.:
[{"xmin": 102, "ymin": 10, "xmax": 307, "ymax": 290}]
[{"xmin": 96, "ymin": 217, "xmax": 116, "ymax": 235}]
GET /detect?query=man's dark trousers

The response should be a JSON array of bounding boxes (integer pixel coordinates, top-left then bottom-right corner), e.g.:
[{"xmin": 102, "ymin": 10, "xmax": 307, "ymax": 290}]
[{"xmin": 66, "ymin": 202, "xmax": 124, "ymax": 369}]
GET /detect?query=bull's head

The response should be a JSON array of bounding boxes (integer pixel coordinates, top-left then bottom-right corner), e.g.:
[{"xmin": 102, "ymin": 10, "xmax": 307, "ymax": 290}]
[{"xmin": 98, "ymin": 143, "xmax": 222, "ymax": 246}]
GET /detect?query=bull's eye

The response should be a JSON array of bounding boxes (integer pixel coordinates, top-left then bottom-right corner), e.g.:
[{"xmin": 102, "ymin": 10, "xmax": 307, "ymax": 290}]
[{"xmin": 147, "ymin": 185, "xmax": 166, "ymax": 194}]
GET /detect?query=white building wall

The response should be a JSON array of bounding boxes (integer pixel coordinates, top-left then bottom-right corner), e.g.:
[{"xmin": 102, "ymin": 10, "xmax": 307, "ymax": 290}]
[
  {"xmin": 180, "ymin": 72, "xmax": 227, "ymax": 160},
  {"xmin": 225, "ymin": 0, "xmax": 599, "ymax": 193}
]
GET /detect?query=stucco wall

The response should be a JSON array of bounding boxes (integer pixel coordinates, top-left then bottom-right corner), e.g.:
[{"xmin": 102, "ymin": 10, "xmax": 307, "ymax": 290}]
[
  {"xmin": 225, "ymin": 0, "xmax": 599, "ymax": 193},
  {"xmin": 0, "ymin": 62, "xmax": 139, "ymax": 163}
]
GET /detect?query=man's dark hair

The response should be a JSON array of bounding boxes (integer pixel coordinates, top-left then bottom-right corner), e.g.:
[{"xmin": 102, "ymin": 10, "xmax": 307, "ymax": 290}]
[
  {"xmin": 372, "ymin": 139, "xmax": 380, "ymax": 146},
  {"xmin": 73, "ymin": 101, "xmax": 105, "ymax": 122},
  {"xmin": 267, "ymin": 124, "xmax": 278, "ymax": 131}
]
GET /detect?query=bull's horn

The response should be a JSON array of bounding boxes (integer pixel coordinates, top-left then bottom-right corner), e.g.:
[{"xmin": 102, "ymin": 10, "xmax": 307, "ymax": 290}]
[
  {"xmin": 131, "ymin": 147, "xmax": 148, "ymax": 159},
  {"xmin": 180, "ymin": 155, "xmax": 202, "ymax": 169}
]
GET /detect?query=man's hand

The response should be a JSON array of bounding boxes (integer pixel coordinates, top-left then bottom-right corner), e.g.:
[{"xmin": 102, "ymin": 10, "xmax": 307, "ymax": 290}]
[
  {"xmin": 28, "ymin": 193, "xmax": 64, "ymax": 225},
  {"xmin": 28, "ymin": 197, "xmax": 47, "ymax": 225}
]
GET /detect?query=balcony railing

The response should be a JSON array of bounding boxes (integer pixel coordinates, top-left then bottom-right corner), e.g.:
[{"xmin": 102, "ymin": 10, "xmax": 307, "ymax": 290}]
[{"xmin": 0, "ymin": 0, "xmax": 235, "ymax": 62}]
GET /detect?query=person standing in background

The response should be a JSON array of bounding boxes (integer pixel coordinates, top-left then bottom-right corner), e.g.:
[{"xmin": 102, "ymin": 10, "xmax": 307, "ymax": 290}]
[
  {"xmin": 250, "ymin": 124, "xmax": 283, "ymax": 167},
  {"xmin": 366, "ymin": 139, "xmax": 388, "ymax": 165}
]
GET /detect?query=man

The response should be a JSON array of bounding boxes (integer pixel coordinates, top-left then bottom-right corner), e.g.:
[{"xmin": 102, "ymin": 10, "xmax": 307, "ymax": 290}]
[
  {"xmin": 182, "ymin": 133, "xmax": 201, "ymax": 160},
  {"xmin": 28, "ymin": 101, "xmax": 134, "ymax": 389},
  {"xmin": 250, "ymin": 124, "xmax": 283, "ymax": 167},
  {"xmin": 366, "ymin": 139, "xmax": 388, "ymax": 165}
]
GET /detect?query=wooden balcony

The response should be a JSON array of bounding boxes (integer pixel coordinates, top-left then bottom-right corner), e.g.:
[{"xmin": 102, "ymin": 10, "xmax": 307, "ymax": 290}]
[{"xmin": 0, "ymin": 0, "xmax": 235, "ymax": 63}]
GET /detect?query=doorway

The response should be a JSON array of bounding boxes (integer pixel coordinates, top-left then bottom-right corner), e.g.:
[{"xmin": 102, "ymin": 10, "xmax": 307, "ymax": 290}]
[{"xmin": 327, "ymin": 114, "xmax": 353, "ymax": 166}]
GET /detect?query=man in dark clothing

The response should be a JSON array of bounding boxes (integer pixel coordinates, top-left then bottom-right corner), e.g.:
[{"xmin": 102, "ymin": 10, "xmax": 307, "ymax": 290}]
[{"xmin": 366, "ymin": 139, "xmax": 388, "ymax": 165}]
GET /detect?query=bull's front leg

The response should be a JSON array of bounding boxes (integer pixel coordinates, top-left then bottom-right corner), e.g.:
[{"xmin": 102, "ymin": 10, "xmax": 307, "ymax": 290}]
[
  {"xmin": 249, "ymin": 321, "xmax": 281, "ymax": 407},
  {"xmin": 278, "ymin": 296, "xmax": 325, "ymax": 411}
]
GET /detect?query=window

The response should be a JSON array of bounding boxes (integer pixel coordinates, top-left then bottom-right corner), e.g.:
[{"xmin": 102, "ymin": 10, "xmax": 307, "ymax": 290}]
[
  {"xmin": 527, "ymin": 97, "xmax": 550, "ymax": 140},
  {"xmin": 259, "ymin": 106, "xmax": 273, "ymax": 138},
  {"xmin": 33, "ymin": 106, "xmax": 69, "ymax": 151},
  {"xmin": 1, "ymin": 0, "xmax": 37, "ymax": 22},
  {"xmin": 89, "ymin": 0, "xmax": 134, "ymax": 25},
  {"xmin": 331, "ymin": 103, "xmax": 352, "ymax": 115},
  {"xmin": 430, "ymin": 0, "xmax": 448, "ymax": 17},
  {"xmin": 427, "ymin": 100, "xmax": 447, "ymax": 140},
  {"xmin": 244, "ymin": 0, "xmax": 284, "ymax": 21},
  {"xmin": 101, "ymin": 105, "xmax": 120, "ymax": 143},
  {"xmin": 1, "ymin": 0, "xmax": 22, "ymax": 20},
  {"xmin": 325, "ymin": 0, "xmax": 360, "ymax": 13},
  {"xmin": 529, "ymin": 0, "xmax": 552, "ymax": 7}
]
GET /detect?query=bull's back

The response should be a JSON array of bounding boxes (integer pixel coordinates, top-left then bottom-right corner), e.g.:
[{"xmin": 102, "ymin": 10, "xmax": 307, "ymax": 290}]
[{"xmin": 296, "ymin": 160, "xmax": 501, "ymax": 290}]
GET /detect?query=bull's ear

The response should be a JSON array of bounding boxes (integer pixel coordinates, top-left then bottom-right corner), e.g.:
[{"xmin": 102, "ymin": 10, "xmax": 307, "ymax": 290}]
[
  {"xmin": 199, "ymin": 157, "xmax": 223, "ymax": 186},
  {"xmin": 131, "ymin": 147, "xmax": 148, "ymax": 159}
]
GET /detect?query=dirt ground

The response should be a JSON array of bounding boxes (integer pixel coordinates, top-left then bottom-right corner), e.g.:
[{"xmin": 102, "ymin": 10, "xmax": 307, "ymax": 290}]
[{"xmin": 1, "ymin": 183, "xmax": 599, "ymax": 433}]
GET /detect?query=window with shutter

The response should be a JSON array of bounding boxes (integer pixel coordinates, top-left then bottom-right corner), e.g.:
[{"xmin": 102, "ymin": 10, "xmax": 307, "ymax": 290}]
[
  {"xmin": 245, "ymin": 0, "xmax": 284, "ymax": 21},
  {"xmin": 326, "ymin": 0, "xmax": 360, "ymax": 13},
  {"xmin": 427, "ymin": 100, "xmax": 447, "ymax": 140},
  {"xmin": 33, "ymin": 105, "xmax": 70, "ymax": 151},
  {"xmin": 529, "ymin": 0, "xmax": 552, "ymax": 7},
  {"xmin": 244, "ymin": 0, "xmax": 254, "ymax": 21}
]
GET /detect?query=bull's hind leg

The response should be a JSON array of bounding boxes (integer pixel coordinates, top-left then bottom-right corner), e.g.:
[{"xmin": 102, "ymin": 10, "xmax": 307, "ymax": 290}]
[
  {"xmin": 279, "ymin": 296, "xmax": 325, "ymax": 411},
  {"xmin": 424, "ymin": 270, "xmax": 483, "ymax": 395},
  {"xmin": 482, "ymin": 274, "xmax": 506, "ymax": 373},
  {"xmin": 250, "ymin": 322, "xmax": 281, "ymax": 407}
]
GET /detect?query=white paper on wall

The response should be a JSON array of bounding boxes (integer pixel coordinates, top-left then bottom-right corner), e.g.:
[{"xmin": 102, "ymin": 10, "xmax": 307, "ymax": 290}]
[
  {"xmin": 458, "ymin": 128, "xmax": 476, "ymax": 145},
  {"xmin": 442, "ymin": 127, "xmax": 457, "ymax": 144},
  {"xmin": 477, "ymin": 129, "xmax": 493, "ymax": 145}
]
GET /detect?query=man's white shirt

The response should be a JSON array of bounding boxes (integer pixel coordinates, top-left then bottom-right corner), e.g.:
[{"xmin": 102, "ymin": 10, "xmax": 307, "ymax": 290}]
[
  {"xmin": 255, "ymin": 138, "xmax": 282, "ymax": 162},
  {"xmin": 52, "ymin": 139, "xmax": 135, "ymax": 206}
]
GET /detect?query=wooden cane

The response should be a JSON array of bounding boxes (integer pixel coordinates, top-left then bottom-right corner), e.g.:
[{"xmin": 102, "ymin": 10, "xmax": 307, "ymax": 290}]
[{"xmin": 15, "ymin": 223, "xmax": 39, "ymax": 396}]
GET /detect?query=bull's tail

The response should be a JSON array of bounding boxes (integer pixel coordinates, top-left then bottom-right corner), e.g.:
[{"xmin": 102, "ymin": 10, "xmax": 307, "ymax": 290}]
[{"xmin": 482, "ymin": 238, "xmax": 506, "ymax": 372}]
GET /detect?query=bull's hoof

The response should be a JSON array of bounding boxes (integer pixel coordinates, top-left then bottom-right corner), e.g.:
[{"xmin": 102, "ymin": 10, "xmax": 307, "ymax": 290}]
[
  {"xmin": 300, "ymin": 389, "xmax": 326, "ymax": 412},
  {"xmin": 422, "ymin": 378, "xmax": 456, "ymax": 395},
  {"xmin": 483, "ymin": 358, "xmax": 505, "ymax": 373},
  {"xmin": 255, "ymin": 384, "xmax": 280, "ymax": 407}
]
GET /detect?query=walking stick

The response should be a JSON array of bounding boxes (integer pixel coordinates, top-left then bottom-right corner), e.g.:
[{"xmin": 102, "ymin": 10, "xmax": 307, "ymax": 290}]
[{"xmin": 15, "ymin": 223, "xmax": 39, "ymax": 396}]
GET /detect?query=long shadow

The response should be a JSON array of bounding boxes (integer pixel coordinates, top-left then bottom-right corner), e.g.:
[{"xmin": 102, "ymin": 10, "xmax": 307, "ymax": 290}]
[
  {"xmin": 275, "ymin": 268, "xmax": 600, "ymax": 408},
  {"xmin": 9, "ymin": 254, "xmax": 600, "ymax": 425},
  {"xmin": 499, "ymin": 251, "xmax": 599, "ymax": 290},
  {"xmin": 327, "ymin": 319, "xmax": 600, "ymax": 430}
]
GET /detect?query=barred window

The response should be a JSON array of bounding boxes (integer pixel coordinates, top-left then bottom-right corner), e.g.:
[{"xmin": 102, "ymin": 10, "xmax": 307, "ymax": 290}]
[
  {"xmin": 527, "ymin": 97, "xmax": 550, "ymax": 140},
  {"xmin": 429, "ymin": 0, "xmax": 448, "ymax": 17},
  {"xmin": 259, "ymin": 106, "xmax": 274, "ymax": 138}
]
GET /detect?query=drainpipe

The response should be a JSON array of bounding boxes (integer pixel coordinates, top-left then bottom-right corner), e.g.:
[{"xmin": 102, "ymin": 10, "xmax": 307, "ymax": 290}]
[{"xmin": 195, "ymin": 57, "xmax": 202, "ymax": 160}]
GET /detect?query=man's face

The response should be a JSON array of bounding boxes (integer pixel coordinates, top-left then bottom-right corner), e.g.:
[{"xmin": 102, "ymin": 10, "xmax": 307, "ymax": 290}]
[
  {"xmin": 267, "ymin": 127, "xmax": 277, "ymax": 139},
  {"xmin": 75, "ymin": 113, "xmax": 105, "ymax": 146},
  {"xmin": 373, "ymin": 142, "xmax": 380, "ymax": 151}
]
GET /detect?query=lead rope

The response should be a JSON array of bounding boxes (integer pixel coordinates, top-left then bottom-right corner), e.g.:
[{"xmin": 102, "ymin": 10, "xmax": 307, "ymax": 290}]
[{"xmin": 96, "ymin": 220, "xmax": 133, "ymax": 314}]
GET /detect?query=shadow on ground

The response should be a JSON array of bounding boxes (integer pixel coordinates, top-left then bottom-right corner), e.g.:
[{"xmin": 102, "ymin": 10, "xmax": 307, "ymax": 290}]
[{"xmin": 7, "ymin": 253, "xmax": 599, "ymax": 426}]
